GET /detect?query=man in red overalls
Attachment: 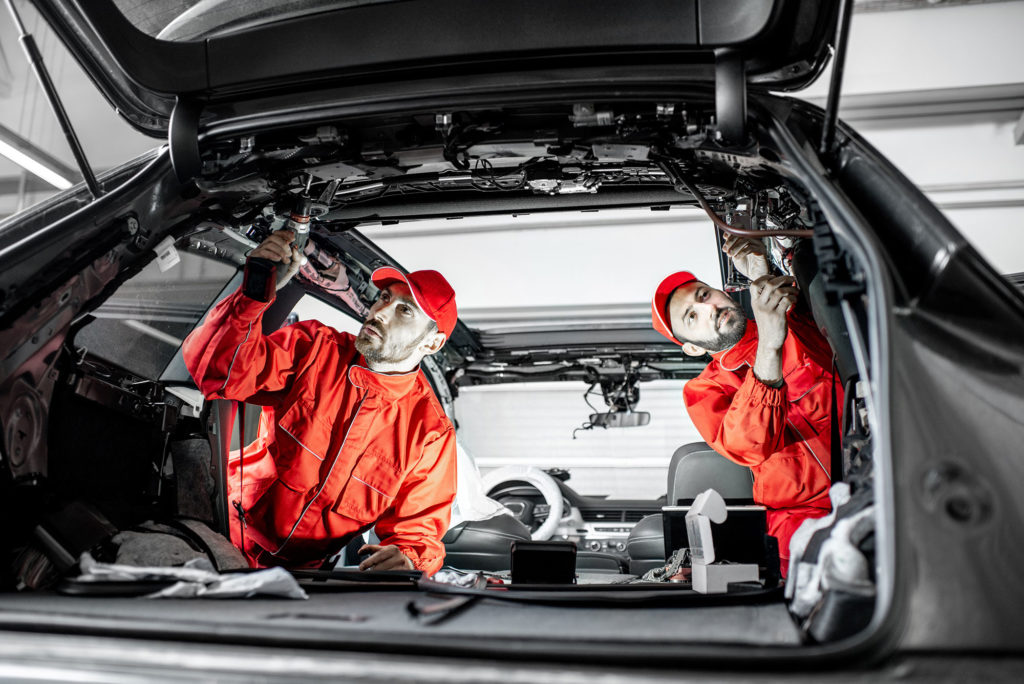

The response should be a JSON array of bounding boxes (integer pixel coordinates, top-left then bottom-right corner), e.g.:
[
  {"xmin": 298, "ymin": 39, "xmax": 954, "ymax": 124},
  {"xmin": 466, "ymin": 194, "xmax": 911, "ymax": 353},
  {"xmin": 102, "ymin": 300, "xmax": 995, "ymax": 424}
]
[
  {"xmin": 183, "ymin": 229, "xmax": 458, "ymax": 575},
  {"xmin": 651, "ymin": 237, "xmax": 840, "ymax": 576}
]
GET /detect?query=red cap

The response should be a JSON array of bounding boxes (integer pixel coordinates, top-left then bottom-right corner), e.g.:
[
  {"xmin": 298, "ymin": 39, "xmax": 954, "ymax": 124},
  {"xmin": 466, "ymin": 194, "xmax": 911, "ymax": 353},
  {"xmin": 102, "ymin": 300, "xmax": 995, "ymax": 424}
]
[
  {"xmin": 651, "ymin": 271, "xmax": 698, "ymax": 345},
  {"xmin": 371, "ymin": 267, "xmax": 458, "ymax": 340}
]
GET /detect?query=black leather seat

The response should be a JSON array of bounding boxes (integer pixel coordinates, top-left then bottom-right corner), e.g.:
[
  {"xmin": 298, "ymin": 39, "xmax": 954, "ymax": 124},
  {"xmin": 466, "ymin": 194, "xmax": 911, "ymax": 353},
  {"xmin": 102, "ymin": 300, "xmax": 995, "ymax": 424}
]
[
  {"xmin": 441, "ymin": 515, "xmax": 532, "ymax": 571},
  {"xmin": 625, "ymin": 442, "xmax": 754, "ymax": 575},
  {"xmin": 443, "ymin": 516, "xmax": 628, "ymax": 574}
]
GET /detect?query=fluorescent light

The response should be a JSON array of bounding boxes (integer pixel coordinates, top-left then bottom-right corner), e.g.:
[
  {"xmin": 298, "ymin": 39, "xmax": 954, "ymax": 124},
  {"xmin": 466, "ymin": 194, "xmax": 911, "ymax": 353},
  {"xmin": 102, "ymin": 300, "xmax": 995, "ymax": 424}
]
[{"xmin": 0, "ymin": 138, "xmax": 73, "ymax": 189}]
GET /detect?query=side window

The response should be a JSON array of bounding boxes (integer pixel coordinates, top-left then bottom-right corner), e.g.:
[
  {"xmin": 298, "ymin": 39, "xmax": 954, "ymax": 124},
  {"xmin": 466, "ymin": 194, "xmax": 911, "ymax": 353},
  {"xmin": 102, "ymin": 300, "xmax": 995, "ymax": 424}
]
[
  {"xmin": 286, "ymin": 294, "xmax": 363, "ymax": 336},
  {"xmin": 75, "ymin": 252, "xmax": 237, "ymax": 379}
]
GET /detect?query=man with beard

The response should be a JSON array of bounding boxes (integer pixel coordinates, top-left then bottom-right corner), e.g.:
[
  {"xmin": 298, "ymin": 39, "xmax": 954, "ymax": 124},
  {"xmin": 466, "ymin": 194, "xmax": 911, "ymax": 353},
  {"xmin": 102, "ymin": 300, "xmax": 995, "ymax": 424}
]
[
  {"xmin": 651, "ymin": 236, "xmax": 840, "ymax": 576},
  {"xmin": 183, "ymin": 229, "xmax": 458, "ymax": 575}
]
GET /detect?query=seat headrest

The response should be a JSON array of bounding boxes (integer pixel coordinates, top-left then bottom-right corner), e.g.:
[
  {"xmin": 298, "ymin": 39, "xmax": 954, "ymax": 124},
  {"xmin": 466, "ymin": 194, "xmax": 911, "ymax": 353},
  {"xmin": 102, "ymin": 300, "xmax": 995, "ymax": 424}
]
[{"xmin": 668, "ymin": 442, "xmax": 754, "ymax": 505}]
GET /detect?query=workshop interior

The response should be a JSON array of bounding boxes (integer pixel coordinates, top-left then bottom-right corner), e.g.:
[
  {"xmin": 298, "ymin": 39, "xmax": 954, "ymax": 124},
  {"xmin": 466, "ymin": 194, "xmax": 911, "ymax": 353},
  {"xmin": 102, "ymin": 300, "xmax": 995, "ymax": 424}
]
[{"xmin": 0, "ymin": 0, "xmax": 1022, "ymax": 677}]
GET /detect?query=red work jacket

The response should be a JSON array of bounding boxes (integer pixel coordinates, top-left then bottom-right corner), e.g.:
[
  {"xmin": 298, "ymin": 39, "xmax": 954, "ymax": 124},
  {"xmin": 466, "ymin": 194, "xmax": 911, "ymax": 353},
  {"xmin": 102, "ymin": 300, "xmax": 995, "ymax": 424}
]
[
  {"xmin": 182, "ymin": 287, "xmax": 457, "ymax": 575},
  {"xmin": 683, "ymin": 310, "xmax": 841, "ymax": 568}
]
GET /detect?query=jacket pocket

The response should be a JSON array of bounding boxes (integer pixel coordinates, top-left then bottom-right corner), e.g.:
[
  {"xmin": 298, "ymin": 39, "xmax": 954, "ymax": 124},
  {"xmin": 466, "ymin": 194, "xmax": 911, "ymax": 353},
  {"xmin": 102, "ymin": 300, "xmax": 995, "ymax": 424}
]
[
  {"xmin": 785, "ymin": 362, "xmax": 829, "ymax": 425},
  {"xmin": 332, "ymin": 447, "xmax": 403, "ymax": 522},
  {"xmin": 754, "ymin": 449, "xmax": 831, "ymax": 509},
  {"xmin": 274, "ymin": 398, "xmax": 333, "ymax": 492}
]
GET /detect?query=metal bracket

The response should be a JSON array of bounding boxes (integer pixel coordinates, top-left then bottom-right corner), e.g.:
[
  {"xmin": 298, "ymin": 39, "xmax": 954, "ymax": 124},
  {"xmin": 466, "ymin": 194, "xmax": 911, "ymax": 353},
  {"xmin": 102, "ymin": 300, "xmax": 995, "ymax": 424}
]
[
  {"xmin": 169, "ymin": 97, "xmax": 202, "ymax": 184},
  {"xmin": 714, "ymin": 48, "xmax": 746, "ymax": 145}
]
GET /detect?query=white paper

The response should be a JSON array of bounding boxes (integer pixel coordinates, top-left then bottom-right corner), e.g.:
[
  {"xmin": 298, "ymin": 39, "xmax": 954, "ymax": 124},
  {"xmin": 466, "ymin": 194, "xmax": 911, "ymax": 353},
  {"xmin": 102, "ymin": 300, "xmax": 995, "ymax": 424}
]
[{"xmin": 153, "ymin": 235, "xmax": 180, "ymax": 272}]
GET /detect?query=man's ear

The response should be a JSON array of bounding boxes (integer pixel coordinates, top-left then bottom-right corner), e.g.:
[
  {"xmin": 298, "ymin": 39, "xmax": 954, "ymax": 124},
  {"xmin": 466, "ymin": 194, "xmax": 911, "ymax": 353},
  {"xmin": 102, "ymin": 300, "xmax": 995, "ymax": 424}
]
[
  {"xmin": 420, "ymin": 330, "xmax": 447, "ymax": 355},
  {"xmin": 681, "ymin": 342, "xmax": 707, "ymax": 357}
]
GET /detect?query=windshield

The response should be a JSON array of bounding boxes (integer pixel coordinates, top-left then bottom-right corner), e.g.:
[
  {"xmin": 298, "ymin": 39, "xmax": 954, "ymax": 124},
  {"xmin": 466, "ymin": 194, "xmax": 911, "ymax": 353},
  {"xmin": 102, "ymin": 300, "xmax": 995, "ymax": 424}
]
[{"xmin": 457, "ymin": 379, "xmax": 703, "ymax": 499}]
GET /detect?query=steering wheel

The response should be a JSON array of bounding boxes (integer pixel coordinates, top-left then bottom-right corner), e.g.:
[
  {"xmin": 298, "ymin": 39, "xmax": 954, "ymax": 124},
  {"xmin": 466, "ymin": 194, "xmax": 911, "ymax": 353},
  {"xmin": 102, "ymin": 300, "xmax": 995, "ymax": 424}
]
[{"xmin": 480, "ymin": 466, "xmax": 565, "ymax": 541}]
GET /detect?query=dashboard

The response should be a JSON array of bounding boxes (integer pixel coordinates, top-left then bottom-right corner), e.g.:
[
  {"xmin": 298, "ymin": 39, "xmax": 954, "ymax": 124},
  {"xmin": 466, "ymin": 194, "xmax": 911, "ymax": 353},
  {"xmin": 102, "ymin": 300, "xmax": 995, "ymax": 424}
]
[{"xmin": 486, "ymin": 481, "xmax": 663, "ymax": 560}]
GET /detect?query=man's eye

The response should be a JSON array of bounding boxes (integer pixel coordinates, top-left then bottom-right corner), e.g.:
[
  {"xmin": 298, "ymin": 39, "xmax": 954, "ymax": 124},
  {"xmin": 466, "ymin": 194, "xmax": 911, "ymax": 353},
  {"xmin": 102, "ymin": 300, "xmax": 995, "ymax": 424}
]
[{"xmin": 399, "ymin": 305, "xmax": 411, "ymax": 315}]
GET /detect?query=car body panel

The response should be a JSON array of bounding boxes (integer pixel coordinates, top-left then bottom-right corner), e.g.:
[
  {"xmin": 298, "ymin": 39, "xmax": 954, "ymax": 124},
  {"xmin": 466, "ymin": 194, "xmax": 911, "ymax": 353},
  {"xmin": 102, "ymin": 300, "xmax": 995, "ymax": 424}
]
[{"xmin": 31, "ymin": 0, "xmax": 838, "ymax": 136}]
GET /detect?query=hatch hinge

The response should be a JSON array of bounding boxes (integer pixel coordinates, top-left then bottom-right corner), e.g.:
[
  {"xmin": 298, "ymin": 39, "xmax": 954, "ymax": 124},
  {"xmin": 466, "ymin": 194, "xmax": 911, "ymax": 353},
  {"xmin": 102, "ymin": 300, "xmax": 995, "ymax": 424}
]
[
  {"xmin": 169, "ymin": 97, "xmax": 203, "ymax": 184},
  {"xmin": 714, "ymin": 48, "xmax": 746, "ymax": 145}
]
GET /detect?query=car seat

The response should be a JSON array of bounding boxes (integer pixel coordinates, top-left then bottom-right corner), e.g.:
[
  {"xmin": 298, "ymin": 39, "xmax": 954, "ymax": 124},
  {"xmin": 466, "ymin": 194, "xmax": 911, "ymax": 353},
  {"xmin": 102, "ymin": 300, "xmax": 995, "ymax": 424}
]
[
  {"xmin": 625, "ymin": 442, "xmax": 754, "ymax": 575},
  {"xmin": 441, "ymin": 515, "xmax": 532, "ymax": 571}
]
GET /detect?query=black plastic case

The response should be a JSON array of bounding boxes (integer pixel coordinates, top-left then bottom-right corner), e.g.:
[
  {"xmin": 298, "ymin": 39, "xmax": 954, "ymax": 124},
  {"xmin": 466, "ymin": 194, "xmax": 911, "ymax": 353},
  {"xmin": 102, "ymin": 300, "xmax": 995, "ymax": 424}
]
[{"xmin": 510, "ymin": 540, "xmax": 577, "ymax": 585}]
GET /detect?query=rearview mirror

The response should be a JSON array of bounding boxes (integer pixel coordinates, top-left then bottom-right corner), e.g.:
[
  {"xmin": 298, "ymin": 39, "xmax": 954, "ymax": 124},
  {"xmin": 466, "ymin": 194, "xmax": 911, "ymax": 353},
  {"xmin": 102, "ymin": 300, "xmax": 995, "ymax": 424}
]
[{"xmin": 589, "ymin": 411, "xmax": 651, "ymax": 428}]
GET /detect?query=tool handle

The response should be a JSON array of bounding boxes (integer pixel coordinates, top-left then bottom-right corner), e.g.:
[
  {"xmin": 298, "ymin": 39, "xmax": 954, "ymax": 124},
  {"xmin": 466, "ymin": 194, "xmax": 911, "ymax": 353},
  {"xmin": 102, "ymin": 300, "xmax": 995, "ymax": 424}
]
[{"xmin": 242, "ymin": 257, "xmax": 277, "ymax": 302}]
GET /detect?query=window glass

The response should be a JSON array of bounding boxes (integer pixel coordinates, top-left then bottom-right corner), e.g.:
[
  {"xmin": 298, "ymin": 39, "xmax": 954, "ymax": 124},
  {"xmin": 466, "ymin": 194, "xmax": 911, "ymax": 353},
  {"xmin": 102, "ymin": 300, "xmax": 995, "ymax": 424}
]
[
  {"xmin": 286, "ymin": 293, "xmax": 363, "ymax": 336},
  {"xmin": 75, "ymin": 252, "xmax": 237, "ymax": 379},
  {"xmin": 0, "ymin": 2, "xmax": 156, "ymax": 219}
]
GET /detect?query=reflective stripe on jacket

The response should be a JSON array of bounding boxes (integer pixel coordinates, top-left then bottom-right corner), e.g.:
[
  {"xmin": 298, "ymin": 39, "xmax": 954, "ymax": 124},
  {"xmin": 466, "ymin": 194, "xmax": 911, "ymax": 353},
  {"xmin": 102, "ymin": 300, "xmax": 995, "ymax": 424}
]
[
  {"xmin": 182, "ymin": 286, "xmax": 456, "ymax": 575},
  {"xmin": 683, "ymin": 310, "xmax": 841, "ymax": 567}
]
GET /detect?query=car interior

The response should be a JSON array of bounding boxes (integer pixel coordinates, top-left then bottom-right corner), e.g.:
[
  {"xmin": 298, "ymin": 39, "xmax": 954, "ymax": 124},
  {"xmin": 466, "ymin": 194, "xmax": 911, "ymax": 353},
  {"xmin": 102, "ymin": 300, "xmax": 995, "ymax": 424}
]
[
  {"xmin": 0, "ymin": 95, "xmax": 880, "ymax": 651},
  {"xmin": 2, "ymin": 0, "xmax": 954, "ymax": 663}
]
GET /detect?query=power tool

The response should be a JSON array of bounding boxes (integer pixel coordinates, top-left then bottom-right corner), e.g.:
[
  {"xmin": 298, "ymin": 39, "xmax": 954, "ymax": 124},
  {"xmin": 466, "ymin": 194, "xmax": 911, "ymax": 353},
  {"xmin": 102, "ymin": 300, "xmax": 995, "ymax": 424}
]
[{"xmin": 242, "ymin": 195, "xmax": 313, "ymax": 302}]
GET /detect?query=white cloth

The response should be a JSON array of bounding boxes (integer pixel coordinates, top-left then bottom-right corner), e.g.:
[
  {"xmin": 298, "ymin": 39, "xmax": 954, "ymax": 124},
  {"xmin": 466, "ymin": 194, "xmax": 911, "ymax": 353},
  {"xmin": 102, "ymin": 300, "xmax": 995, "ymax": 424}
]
[
  {"xmin": 784, "ymin": 482, "xmax": 876, "ymax": 619},
  {"xmin": 448, "ymin": 440, "xmax": 510, "ymax": 529},
  {"xmin": 77, "ymin": 553, "xmax": 307, "ymax": 600}
]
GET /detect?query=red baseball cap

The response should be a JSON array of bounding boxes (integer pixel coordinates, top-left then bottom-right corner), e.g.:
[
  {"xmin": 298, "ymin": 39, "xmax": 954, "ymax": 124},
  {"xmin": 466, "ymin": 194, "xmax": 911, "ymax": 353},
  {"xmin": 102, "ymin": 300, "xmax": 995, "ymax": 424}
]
[
  {"xmin": 651, "ymin": 271, "xmax": 698, "ymax": 345},
  {"xmin": 371, "ymin": 267, "xmax": 458, "ymax": 340}
]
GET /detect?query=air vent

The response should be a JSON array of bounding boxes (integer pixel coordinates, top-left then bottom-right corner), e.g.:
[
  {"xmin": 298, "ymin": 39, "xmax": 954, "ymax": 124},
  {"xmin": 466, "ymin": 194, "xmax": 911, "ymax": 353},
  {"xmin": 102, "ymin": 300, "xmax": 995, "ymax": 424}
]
[
  {"xmin": 581, "ymin": 507, "xmax": 626, "ymax": 524},
  {"xmin": 624, "ymin": 510, "xmax": 657, "ymax": 523},
  {"xmin": 581, "ymin": 509, "xmax": 625, "ymax": 522}
]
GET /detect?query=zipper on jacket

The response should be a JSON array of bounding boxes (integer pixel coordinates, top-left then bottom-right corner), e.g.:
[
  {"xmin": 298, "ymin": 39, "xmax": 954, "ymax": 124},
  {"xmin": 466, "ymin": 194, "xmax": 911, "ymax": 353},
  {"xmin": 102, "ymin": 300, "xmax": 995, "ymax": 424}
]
[
  {"xmin": 786, "ymin": 418, "xmax": 830, "ymax": 480},
  {"xmin": 271, "ymin": 393, "xmax": 368, "ymax": 555}
]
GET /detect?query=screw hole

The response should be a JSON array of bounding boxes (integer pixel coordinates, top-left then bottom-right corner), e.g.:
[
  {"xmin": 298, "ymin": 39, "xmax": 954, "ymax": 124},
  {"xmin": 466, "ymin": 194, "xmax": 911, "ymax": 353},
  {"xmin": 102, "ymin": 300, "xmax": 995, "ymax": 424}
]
[{"xmin": 945, "ymin": 497, "xmax": 974, "ymax": 523}]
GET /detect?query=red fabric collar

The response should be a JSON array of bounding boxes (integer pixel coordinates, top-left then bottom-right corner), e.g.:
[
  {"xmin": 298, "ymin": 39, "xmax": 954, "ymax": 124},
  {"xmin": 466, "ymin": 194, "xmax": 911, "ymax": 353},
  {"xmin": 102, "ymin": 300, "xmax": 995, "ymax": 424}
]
[
  {"xmin": 348, "ymin": 361, "xmax": 422, "ymax": 398},
  {"xmin": 711, "ymin": 318, "xmax": 759, "ymax": 371}
]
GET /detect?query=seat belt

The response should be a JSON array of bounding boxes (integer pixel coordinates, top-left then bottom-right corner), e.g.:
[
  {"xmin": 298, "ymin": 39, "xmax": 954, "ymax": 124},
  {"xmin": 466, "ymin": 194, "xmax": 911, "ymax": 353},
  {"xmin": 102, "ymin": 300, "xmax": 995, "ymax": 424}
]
[
  {"xmin": 830, "ymin": 360, "xmax": 842, "ymax": 484},
  {"xmin": 233, "ymin": 402, "xmax": 248, "ymax": 554}
]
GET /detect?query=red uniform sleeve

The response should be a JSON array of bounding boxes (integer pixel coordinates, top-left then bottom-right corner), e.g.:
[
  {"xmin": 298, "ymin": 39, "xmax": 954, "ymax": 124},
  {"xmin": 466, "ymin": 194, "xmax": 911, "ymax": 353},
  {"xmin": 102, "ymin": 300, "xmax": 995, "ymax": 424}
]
[
  {"xmin": 683, "ymin": 370, "xmax": 790, "ymax": 467},
  {"xmin": 182, "ymin": 287, "xmax": 323, "ymax": 403},
  {"xmin": 374, "ymin": 426, "xmax": 457, "ymax": 576}
]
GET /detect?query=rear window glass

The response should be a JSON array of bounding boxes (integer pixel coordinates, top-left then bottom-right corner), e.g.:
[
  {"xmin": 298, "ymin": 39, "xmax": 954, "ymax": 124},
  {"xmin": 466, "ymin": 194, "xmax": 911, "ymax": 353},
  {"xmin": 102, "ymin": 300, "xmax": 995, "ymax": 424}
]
[
  {"xmin": 113, "ymin": 0, "xmax": 405, "ymax": 40},
  {"xmin": 75, "ymin": 252, "xmax": 237, "ymax": 379}
]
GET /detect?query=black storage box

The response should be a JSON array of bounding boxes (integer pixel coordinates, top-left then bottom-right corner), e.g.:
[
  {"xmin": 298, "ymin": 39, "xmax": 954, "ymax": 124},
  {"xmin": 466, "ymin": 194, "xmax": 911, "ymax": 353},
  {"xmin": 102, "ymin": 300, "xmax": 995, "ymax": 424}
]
[{"xmin": 510, "ymin": 540, "xmax": 576, "ymax": 585}]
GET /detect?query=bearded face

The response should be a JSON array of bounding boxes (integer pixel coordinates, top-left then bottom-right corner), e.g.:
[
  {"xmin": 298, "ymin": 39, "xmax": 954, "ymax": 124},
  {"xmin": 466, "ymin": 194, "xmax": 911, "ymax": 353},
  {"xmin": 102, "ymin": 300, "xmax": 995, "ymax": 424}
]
[
  {"xmin": 355, "ymin": 316, "xmax": 435, "ymax": 366},
  {"xmin": 668, "ymin": 282, "xmax": 748, "ymax": 353},
  {"xmin": 695, "ymin": 304, "xmax": 748, "ymax": 352},
  {"xmin": 354, "ymin": 284, "xmax": 440, "ymax": 369}
]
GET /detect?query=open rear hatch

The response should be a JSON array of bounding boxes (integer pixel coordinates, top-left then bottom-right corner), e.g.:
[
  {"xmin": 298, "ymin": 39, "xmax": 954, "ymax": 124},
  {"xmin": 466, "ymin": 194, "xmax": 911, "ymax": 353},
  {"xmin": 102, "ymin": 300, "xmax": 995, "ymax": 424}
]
[{"xmin": 33, "ymin": 0, "xmax": 839, "ymax": 174}]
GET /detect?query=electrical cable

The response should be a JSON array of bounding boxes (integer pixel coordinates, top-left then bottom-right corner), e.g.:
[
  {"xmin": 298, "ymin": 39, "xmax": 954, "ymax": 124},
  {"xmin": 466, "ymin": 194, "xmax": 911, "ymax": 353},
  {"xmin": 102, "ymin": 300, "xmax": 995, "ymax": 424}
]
[{"xmin": 658, "ymin": 160, "xmax": 814, "ymax": 238}]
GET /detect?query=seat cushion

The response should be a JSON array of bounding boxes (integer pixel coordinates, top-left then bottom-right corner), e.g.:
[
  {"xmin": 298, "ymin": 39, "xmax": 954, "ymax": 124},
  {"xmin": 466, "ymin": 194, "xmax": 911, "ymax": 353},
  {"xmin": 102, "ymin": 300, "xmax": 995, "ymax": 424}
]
[
  {"xmin": 575, "ymin": 551, "xmax": 628, "ymax": 574},
  {"xmin": 442, "ymin": 515, "xmax": 531, "ymax": 572}
]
